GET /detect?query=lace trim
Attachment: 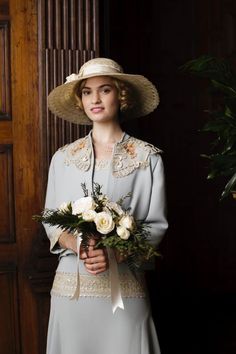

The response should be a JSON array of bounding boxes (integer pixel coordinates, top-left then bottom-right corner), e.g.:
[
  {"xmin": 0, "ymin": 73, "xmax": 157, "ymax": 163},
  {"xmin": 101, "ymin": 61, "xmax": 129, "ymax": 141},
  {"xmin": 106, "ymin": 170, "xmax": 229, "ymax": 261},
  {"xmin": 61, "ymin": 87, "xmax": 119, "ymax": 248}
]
[
  {"xmin": 112, "ymin": 137, "xmax": 160, "ymax": 178},
  {"xmin": 64, "ymin": 136, "xmax": 91, "ymax": 171},
  {"xmin": 51, "ymin": 271, "xmax": 146, "ymax": 298},
  {"xmin": 95, "ymin": 159, "xmax": 110, "ymax": 171}
]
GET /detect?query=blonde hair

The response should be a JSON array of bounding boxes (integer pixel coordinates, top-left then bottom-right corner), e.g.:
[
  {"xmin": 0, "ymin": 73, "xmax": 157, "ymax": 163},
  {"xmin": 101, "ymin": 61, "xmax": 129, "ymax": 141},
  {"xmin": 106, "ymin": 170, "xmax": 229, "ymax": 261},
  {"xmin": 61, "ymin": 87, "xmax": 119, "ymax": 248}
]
[{"xmin": 75, "ymin": 78, "xmax": 134, "ymax": 114}]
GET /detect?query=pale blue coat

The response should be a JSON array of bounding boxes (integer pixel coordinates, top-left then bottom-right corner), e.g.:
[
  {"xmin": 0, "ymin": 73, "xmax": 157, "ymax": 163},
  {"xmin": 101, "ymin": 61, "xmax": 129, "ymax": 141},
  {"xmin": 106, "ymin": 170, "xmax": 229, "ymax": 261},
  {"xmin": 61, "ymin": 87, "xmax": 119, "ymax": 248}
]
[{"xmin": 44, "ymin": 131, "xmax": 168, "ymax": 354}]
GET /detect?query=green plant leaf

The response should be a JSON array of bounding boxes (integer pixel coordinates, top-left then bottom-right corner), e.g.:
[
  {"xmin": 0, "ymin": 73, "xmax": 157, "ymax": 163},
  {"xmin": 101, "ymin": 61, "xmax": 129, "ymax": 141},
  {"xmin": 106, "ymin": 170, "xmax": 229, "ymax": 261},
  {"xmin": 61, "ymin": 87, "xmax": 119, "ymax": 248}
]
[
  {"xmin": 180, "ymin": 55, "xmax": 236, "ymax": 86},
  {"xmin": 211, "ymin": 80, "xmax": 236, "ymax": 97},
  {"xmin": 221, "ymin": 172, "xmax": 236, "ymax": 199}
]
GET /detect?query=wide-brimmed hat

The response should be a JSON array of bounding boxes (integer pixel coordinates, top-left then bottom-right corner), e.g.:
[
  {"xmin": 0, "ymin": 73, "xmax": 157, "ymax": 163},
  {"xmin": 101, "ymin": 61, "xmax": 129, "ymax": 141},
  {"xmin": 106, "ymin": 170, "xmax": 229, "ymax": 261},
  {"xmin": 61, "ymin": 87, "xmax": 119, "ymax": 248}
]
[{"xmin": 47, "ymin": 57, "xmax": 160, "ymax": 125}]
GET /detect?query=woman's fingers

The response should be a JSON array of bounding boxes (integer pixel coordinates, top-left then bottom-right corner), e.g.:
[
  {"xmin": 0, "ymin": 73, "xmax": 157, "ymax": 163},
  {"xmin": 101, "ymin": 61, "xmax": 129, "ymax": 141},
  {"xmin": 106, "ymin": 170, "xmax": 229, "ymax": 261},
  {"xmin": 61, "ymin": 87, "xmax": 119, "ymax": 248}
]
[
  {"xmin": 87, "ymin": 238, "xmax": 96, "ymax": 246},
  {"xmin": 84, "ymin": 254, "xmax": 105, "ymax": 264},
  {"xmin": 84, "ymin": 251, "xmax": 107, "ymax": 265},
  {"xmin": 79, "ymin": 237, "xmax": 109, "ymax": 274},
  {"xmin": 80, "ymin": 236, "xmax": 98, "ymax": 258},
  {"xmin": 83, "ymin": 248, "xmax": 109, "ymax": 274},
  {"xmin": 84, "ymin": 261, "xmax": 107, "ymax": 274}
]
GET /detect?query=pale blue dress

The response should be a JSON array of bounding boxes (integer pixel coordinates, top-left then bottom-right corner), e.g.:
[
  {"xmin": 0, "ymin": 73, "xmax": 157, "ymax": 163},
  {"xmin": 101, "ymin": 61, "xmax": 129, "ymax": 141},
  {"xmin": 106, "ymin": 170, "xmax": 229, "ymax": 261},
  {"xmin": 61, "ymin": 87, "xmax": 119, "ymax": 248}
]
[{"xmin": 45, "ymin": 132, "xmax": 168, "ymax": 354}]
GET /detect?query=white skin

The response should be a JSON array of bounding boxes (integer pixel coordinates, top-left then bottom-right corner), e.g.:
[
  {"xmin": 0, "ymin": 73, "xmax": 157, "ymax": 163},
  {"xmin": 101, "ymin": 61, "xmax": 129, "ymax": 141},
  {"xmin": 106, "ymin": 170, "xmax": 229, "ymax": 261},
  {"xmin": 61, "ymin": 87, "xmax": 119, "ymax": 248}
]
[{"xmin": 59, "ymin": 76, "xmax": 126, "ymax": 274}]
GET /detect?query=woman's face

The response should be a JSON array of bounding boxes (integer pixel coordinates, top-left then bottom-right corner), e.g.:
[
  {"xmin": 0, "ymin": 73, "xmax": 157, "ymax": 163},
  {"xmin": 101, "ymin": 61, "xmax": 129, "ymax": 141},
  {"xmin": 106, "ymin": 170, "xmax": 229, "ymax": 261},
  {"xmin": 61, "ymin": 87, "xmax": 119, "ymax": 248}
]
[{"xmin": 81, "ymin": 76, "xmax": 120, "ymax": 123}]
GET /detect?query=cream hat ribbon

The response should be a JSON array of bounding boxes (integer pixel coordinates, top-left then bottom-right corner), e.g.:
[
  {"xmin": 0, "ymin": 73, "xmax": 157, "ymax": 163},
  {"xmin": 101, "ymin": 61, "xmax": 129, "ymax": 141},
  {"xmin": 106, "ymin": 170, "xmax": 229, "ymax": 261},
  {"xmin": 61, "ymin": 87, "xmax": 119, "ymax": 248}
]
[
  {"xmin": 79, "ymin": 62, "xmax": 122, "ymax": 76},
  {"xmin": 65, "ymin": 62, "xmax": 122, "ymax": 84}
]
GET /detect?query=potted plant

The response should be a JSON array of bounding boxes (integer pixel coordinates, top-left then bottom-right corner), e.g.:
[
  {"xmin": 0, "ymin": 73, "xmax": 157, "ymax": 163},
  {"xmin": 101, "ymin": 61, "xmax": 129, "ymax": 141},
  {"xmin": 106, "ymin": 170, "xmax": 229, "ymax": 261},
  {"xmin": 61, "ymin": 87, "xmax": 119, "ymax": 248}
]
[{"xmin": 181, "ymin": 55, "xmax": 236, "ymax": 200}]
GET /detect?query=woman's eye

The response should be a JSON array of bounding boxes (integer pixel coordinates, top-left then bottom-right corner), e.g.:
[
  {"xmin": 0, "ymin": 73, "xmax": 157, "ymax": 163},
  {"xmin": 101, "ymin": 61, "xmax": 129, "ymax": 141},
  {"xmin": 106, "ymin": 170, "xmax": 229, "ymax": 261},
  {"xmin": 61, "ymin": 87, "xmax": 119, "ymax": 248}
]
[
  {"xmin": 82, "ymin": 90, "xmax": 90, "ymax": 96},
  {"xmin": 102, "ymin": 87, "xmax": 111, "ymax": 94}
]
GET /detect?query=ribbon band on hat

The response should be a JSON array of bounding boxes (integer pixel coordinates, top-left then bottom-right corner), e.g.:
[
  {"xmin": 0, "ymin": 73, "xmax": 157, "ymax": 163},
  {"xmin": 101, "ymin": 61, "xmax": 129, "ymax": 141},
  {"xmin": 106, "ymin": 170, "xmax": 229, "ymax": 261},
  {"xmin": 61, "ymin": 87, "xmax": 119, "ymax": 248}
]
[{"xmin": 79, "ymin": 63, "xmax": 123, "ymax": 77}]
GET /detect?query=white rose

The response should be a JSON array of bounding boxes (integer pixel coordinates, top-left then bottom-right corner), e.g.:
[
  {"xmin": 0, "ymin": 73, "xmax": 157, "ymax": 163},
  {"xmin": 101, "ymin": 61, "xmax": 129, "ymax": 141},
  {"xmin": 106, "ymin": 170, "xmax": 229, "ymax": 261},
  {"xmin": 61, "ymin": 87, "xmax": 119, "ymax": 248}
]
[
  {"xmin": 72, "ymin": 197, "xmax": 95, "ymax": 215},
  {"xmin": 116, "ymin": 226, "xmax": 130, "ymax": 240},
  {"xmin": 65, "ymin": 73, "xmax": 79, "ymax": 83},
  {"xmin": 82, "ymin": 210, "xmax": 97, "ymax": 222},
  {"xmin": 106, "ymin": 202, "xmax": 124, "ymax": 216},
  {"xmin": 119, "ymin": 215, "xmax": 136, "ymax": 231},
  {"xmin": 59, "ymin": 202, "xmax": 70, "ymax": 212},
  {"xmin": 94, "ymin": 212, "xmax": 115, "ymax": 235}
]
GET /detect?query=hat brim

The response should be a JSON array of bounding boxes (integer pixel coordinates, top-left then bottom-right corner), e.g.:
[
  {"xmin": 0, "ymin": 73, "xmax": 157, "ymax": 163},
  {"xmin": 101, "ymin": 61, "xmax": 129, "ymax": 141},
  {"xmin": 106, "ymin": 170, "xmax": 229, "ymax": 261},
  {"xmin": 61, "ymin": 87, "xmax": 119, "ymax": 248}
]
[{"xmin": 47, "ymin": 72, "xmax": 160, "ymax": 125}]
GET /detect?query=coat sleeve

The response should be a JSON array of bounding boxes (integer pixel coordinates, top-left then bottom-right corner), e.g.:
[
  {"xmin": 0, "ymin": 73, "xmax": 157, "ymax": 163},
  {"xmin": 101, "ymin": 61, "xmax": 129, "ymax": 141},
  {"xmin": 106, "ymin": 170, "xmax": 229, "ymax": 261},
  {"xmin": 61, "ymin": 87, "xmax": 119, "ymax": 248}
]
[
  {"xmin": 43, "ymin": 152, "xmax": 65, "ymax": 254},
  {"xmin": 145, "ymin": 154, "xmax": 168, "ymax": 248}
]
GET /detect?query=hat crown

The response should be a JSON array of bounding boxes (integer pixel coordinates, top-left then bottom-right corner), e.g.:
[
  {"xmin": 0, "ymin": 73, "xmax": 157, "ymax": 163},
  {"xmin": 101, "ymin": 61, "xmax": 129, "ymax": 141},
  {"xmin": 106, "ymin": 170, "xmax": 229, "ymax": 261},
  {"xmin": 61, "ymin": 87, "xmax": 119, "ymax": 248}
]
[{"xmin": 78, "ymin": 58, "xmax": 124, "ymax": 77}]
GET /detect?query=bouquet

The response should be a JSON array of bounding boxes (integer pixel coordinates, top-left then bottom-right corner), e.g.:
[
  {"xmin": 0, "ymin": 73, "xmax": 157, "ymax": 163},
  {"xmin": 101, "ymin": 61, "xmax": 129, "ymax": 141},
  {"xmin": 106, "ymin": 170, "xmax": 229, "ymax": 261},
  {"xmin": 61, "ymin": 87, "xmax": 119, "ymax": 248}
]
[{"xmin": 33, "ymin": 183, "xmax": 159, "ymax": 269}]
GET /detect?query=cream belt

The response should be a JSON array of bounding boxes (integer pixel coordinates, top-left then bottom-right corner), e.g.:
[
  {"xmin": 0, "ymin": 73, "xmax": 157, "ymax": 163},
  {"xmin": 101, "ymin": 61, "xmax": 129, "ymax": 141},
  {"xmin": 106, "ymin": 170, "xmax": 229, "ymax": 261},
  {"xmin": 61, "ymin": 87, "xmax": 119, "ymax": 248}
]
[{"xmin": 51, "ymin": 271, "xmax": 146, "ymax": 299}]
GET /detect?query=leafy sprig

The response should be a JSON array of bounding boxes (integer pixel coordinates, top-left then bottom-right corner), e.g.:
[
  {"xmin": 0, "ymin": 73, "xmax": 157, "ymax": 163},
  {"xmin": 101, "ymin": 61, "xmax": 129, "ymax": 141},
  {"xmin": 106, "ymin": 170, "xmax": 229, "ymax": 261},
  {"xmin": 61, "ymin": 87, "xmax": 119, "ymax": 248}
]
[{"xmin": 181, "ymin": 55, "xmax": 236, "ymax": 199}]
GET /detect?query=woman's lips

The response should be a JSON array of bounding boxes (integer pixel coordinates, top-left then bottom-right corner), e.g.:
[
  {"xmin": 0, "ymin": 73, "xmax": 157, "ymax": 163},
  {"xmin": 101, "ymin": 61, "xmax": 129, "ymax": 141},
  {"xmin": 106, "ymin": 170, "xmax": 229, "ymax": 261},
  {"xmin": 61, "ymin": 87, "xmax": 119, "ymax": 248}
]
[{"xmin": 91, "ymin": 107, "xmax": 104, "ymax": 113}]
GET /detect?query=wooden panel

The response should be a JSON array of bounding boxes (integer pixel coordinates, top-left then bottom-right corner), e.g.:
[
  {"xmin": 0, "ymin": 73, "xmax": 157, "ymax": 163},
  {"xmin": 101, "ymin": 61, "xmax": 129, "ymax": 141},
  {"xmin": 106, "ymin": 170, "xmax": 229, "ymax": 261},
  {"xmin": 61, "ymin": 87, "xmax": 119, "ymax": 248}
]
[
  {"xmin": 44, "ymin": 48, "xmax": 93, "ymax": 164},
  {"xmin": 43, "ymin": 0, "xmax": 99, "ymax": 50},
  {"xmin": 0, "ymin": 120, "xmax": 12, "ymax": 143},
  {"xmin": 0, "ymin": 144, "xmax": 15, "ymax": 242},
  {"xmin": 0, "ymin": 20, "xmax": 11, "ymax": 120},
  {"xmin": 0, "ymin": 266, "xmax": 20, "ymax": 354},
  {"xmin": 0, "ymin": 1, "xmax": 8, "ymax": 18},
  {"xmin": 9, "ymin": 0, "xmax": 41, "ymax": 352},
  {"xmin": 0, "ymin": 243, "xmax": 17, "ymax": 263}
]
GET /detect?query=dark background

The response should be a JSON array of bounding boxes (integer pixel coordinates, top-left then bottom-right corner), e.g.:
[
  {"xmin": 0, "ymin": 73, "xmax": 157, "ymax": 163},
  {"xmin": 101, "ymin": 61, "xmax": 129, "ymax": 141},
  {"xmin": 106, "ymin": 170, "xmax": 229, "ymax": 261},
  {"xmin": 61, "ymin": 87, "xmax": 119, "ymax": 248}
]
[
  {"xmin": 100, "ymin": 1, "xmax": 236, "ymax": 353},
  {"xmin": 2, "ymin": 1, "xmax": 235, "ymax": 353}
]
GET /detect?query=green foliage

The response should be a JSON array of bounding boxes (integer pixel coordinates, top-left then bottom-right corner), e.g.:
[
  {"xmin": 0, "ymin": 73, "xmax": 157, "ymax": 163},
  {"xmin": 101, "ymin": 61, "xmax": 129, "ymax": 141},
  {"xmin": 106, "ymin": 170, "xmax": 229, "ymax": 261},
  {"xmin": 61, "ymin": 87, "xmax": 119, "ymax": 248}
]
[
  {"xmin": 33, "ymin": 183, "xmax": 159, "ymax": 269},
  {"xmin": 181, "ymin": 55, "xmax": 236, "ymax": 199},
  {"xmin": 96, "ymin": 223, "xmax": 160, "ymax": 269}
]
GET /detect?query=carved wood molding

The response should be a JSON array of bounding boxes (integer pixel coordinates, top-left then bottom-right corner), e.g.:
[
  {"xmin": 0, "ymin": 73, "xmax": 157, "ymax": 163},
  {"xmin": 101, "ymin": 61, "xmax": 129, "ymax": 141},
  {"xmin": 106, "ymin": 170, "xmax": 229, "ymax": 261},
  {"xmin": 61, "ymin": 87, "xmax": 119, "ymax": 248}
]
[
  {"xmin": 0, "ymin": 144, "xmax": 15, "ymax": 243},
  {"xmin": 39, "ymin": 0, "xmax": 99, "ymax": 166},
  {"xmin": 0, "ymin": 20, "xmax": 11, "ymax": 120}
]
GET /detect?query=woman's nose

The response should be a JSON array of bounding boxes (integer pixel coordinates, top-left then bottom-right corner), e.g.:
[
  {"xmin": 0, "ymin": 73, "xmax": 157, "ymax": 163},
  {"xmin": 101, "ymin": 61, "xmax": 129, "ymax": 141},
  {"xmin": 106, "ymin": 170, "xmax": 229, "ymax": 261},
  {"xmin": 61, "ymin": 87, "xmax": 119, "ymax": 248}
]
[{"xmin": 91, "ymin": 91, "xmax": 101, "ymax": 104}]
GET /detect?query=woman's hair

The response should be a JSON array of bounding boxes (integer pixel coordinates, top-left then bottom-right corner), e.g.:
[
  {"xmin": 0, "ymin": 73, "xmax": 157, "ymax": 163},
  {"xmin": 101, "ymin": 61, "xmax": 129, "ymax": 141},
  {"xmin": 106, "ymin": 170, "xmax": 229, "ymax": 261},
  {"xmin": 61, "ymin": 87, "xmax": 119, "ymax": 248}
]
[{"xmin": 75, "ymin": 78, "xmax": 134, "ymax": 114}]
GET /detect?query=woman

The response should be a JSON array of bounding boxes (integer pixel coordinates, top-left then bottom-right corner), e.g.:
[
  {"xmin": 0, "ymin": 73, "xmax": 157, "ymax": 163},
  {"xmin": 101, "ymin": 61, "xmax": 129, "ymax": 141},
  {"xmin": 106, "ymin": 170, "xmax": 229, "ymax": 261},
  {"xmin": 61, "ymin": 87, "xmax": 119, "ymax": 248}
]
[{"xmin": 44, "ymin": 57, "xmax": 168, "ymax": 354}]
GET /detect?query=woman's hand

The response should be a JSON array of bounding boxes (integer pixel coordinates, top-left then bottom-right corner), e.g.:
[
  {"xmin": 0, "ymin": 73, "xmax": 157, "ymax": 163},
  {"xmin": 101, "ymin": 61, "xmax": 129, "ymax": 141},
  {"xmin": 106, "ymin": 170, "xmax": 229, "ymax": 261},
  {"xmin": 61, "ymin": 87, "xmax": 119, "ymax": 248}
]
[
  {"xmin": 80, "ymin": 238, "xmax": 109, "ymax": 275},
  {"xmin": 59, "ymin": 232, "xmax": 109, "ymax": 274},
  {"xmin": 58, "ymin": 231, "xmax": 77, "ymax": 253}
]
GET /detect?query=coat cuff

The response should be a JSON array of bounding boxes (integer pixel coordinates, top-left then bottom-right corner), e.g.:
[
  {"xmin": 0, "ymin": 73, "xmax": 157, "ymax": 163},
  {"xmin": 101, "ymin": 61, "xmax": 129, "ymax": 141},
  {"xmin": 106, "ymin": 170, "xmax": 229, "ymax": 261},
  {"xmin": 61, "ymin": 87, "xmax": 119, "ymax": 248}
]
[{"xmin": 49, "ymin": 228, "xmax": 64, "ymax": 254}]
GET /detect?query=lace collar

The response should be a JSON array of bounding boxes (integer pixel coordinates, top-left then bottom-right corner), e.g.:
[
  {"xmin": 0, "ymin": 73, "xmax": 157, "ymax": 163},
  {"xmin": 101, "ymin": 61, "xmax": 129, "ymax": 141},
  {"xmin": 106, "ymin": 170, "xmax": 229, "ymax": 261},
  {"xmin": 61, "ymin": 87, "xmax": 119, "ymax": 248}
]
[{"xmin": 62, "ymin": 131, "xmax": 161, "ymax": 178}]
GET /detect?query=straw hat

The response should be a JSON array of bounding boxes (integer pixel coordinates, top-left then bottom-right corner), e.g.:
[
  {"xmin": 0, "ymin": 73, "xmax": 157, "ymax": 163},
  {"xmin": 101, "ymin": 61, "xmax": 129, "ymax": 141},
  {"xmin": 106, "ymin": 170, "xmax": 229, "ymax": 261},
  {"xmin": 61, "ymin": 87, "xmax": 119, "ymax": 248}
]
[{"xmin": 47, "ymin": 57, "xmax": 160, "ymax": 125}]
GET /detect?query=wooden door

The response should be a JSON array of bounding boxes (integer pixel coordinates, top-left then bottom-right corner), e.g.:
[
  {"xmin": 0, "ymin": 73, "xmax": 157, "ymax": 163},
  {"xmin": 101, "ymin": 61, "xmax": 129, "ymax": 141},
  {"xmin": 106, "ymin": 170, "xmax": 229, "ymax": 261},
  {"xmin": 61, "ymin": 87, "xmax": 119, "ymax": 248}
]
[
  {"xmin": 0, "ymin": 0, "xmax": 99, "ymax": 353},
  {"xmin": 0, "ymin": 1, "xmax": 40, "ymax": 353}
]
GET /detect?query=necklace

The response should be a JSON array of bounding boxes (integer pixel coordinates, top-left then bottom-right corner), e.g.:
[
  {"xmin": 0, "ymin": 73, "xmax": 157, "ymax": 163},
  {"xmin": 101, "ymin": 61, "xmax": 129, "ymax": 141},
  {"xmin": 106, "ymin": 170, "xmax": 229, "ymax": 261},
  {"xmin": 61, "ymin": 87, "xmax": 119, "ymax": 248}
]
[
  {"xmin": 92, "ymin": 132, "xmax": 124, "ymax": 154},
  {"xmin": 93, "ymin": 141, "xmax": 114, "ymax": 153}
]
